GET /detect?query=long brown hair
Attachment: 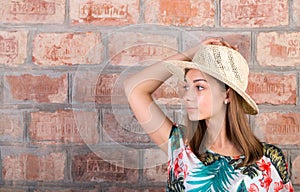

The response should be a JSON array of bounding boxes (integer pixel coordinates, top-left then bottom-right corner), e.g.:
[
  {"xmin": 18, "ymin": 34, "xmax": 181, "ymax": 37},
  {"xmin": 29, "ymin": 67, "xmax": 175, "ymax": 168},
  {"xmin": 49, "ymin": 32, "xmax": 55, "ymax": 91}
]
[{"xmin": 186, "ymin": 87, "xmax": 263, "ymax": 167}]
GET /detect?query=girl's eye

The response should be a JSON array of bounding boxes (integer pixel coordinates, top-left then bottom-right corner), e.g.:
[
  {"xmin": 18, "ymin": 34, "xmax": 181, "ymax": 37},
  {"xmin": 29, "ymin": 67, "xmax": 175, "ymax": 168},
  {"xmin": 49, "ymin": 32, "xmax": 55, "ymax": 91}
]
[{"xmin": 196, "ymin": 86, "xmax": 204, "ymax": 91}]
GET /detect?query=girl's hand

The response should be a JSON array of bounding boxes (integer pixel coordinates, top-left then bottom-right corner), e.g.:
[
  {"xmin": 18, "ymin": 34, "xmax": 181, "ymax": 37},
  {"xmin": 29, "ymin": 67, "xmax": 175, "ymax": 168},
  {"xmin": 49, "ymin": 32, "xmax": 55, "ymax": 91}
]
[
  {"xmin": 182, "ymin": 38, "xmax": 238, "ymax": 61},
  {"xmin": 202, "ymin": 38, "xmax": 239, "ymax": 51}
]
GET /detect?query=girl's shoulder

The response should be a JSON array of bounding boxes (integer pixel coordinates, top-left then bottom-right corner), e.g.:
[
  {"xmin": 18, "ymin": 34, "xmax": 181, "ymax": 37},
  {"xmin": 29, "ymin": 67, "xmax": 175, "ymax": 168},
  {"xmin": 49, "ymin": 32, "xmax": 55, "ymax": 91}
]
[{"xmin": 261, "ymin": 142, "xmax": 290, "ymax": 184}]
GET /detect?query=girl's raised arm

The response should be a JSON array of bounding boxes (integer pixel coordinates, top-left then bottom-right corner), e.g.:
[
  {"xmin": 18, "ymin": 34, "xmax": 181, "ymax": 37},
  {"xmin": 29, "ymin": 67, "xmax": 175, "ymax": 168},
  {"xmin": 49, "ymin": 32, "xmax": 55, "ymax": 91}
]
[{"xmin": 124, "ymin": 38, "xmax": 222, "ymax": 152}]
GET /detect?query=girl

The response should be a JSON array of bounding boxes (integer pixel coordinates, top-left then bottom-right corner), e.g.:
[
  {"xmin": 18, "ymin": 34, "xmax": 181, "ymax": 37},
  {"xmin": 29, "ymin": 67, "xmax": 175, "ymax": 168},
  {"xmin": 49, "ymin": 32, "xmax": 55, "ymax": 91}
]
[{"xmin": 124, "ymin": 38, "xmax": 294, "ymax": 191}]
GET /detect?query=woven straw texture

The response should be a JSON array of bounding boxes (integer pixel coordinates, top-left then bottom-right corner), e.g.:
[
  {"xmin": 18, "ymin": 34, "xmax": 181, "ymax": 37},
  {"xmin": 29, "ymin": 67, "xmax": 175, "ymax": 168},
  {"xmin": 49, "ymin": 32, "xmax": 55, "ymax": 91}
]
[{"xmin": 165, "ymin": 45, "xmax": 258, "ymax": 115}]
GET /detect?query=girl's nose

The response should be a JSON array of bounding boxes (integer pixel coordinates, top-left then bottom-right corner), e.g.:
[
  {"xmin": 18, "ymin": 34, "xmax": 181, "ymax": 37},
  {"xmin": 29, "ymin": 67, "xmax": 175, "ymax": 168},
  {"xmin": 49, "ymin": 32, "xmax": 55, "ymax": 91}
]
[{"xmin": 182, "ymin": 88, "xmax": 196, "ymax": 102}]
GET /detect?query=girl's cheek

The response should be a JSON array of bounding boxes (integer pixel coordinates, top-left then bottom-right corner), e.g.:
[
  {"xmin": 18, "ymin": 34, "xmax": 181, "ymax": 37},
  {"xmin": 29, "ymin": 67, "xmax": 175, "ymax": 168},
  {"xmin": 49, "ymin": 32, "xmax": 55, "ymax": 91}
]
[{"xmin": 197, "ymin": 95, "xmax": 210, "ymax": 108}]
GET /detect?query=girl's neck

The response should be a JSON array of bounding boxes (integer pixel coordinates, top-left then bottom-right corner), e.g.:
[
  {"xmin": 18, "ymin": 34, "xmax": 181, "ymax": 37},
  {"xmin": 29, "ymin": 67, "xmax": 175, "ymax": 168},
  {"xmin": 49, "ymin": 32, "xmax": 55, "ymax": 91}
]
[{"xmin": 204, "ymin": 114, "xmax": 243, "ymax": 157}]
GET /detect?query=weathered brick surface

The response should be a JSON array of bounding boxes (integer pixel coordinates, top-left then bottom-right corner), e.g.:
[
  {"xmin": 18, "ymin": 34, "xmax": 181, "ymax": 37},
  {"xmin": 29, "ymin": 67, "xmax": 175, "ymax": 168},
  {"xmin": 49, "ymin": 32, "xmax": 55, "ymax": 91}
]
[
  {"xmin": 32, "ymin": 32, "xmax": 102, "ymax": 66},
  {"xmin": 142, "ymin": 189, "xmax": 166, "ymax": 192},
  {"xmin": 153, "ymin": 76, "xmax": 184, "ymax": 105},
  {"xmin": 70, "ymin": 0, "xmax": 140, "ymax": 25},
  {"xmin": 181, "ymin": 33, "xmax": 251, "ymax": 62},
  {"xmin": 144, "ymin": 0, "xmax": 214, "ymax": 27},
  {"xmin": 30, "ymin": 110, "xmax": 99, "ymax": 144},
  {"xmin": 0, "ymin": 0, "xmax": 65, "ymax": 24},
  {"xmin": 294, "ymin": 0, "xmax": 300, "ymax": 26},
  {"xmin": 221, "ymin": 0, "xmax": 289, "ymax": 27},
  {"xmin": 292, "ymin": 153, "xmax": 300, "ymax": 185},
  {"xmin": 104, "ymin": 187, "xmax": 139, "ymax": 192},
  {"xmin": 72, "ymin": 149, "xmax": 139, "ymax": 183},
  {"xmin": 0, "ymin": 189, "xmax": 26, "ymax": 192},
  {"xmin": 104, "ymin": 187, "xmax": 166, "ymax": 192},
  {"xmin": 0, "ymin": 111, "xmax": 23, "ymax": 142},
  {"xmin": 143, "ymin": 149, "xmax": 168, "ymax": 182},
  {"xmin": 33, "ymin": 189, "xmax": 98, "ymax": 192},
  {"xmin": 2, "ymin": 150, "xmax": 66, "ymax": 181},
  {"xmin": 74, "ymin": 71, "xmax": 180, "ymax": 105},
  {"xmin": 254, "ymin": 112, "xmax": 300, "ymax": 145},
  {"xmin": 257, "ymin": 32, "xmax": 300, "ymax": 66},
  {"xmin": 0, "ymin": 0, "xmax": 300, "ymax": 189},
  {"xmin": 0, "ymin": 30, "xmax": 27, "ymax": 66},
  {"xmin": 73, "ymin": 72, "xmax": 127, "ymax": 104},
  {"xmin": 247, "ymin": 73, "xmax": 297, "ymax": 105},
  {"xmin": 108, "ymin": 32, "xmax": 178, "ymax": 66},
  {"xmin": 5, "ymin": 73, "xmax": 68, "ymax": 103},
  {"xmin": 102, "ymin": 108, "xmax": 151, "ymax": 143}
]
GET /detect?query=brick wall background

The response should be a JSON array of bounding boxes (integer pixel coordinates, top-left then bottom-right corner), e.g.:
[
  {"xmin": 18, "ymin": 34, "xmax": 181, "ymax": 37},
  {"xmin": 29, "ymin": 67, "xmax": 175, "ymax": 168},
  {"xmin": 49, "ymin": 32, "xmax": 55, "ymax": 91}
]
[{"xmin": 0, "ymin": 0, "xmax": 299, "ymax": 191}]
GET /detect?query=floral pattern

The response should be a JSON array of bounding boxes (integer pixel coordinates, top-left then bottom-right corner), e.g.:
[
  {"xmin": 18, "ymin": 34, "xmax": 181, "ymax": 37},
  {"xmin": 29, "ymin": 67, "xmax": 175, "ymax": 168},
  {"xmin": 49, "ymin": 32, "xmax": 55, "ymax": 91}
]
[{"xmin": 167, "ymin": 125, "xmax": 294, "ymax": 192}]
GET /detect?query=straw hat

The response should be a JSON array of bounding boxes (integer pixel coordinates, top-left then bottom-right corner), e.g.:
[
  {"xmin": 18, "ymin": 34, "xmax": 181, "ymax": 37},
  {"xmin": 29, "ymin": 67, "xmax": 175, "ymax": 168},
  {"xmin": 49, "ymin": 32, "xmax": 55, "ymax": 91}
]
[{"xmin": 165, "ymin": 44, "xmax": 258, "ymax": 115}]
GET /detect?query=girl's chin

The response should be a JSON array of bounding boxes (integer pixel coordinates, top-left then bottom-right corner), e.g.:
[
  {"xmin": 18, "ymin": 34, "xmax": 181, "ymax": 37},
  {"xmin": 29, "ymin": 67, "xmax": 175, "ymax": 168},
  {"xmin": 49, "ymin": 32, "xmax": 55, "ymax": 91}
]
[
  {"xmin": 187, "ymin": 114, "xmax": 206, "ymax": 121},
  {"xmin": 187, "ymin": 115, "xmax": 201, "ymax": 121}
]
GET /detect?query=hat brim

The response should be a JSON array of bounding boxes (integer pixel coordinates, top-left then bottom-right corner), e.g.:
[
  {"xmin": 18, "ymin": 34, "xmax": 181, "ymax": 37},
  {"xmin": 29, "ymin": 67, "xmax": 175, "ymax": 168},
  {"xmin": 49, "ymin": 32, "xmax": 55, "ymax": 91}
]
[{"xmin": 164, "ymin": 60, "xmax": 259, "ymax": 115}]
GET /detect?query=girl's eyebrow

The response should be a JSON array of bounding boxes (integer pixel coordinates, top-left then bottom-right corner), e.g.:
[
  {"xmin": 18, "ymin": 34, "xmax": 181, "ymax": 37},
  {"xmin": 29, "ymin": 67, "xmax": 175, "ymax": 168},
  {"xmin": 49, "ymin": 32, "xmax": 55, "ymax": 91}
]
[{"xmin": 193, "ymin": 79, "xmax": 207, "ymax": 83}]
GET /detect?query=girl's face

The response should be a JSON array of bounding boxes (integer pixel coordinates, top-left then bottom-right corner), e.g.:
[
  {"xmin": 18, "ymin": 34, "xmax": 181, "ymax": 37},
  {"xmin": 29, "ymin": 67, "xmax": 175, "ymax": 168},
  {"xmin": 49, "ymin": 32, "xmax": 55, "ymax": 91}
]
[{"xmin": 182, "ymin": 69, "xmax": 227, "ymax": 121}]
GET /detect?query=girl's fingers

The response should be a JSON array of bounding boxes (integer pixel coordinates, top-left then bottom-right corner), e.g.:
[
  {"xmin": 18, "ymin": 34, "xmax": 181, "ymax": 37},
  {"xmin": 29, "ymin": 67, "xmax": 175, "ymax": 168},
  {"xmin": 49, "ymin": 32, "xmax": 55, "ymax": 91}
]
[
  {"xmin": 220, "ymin": 41, "xmax": 239, "ymax": 51},
  {"xmin": 201, "ymin": 38, "xmax": 222, "ymax": 45},
  {"xmin": 202, "ymin": 38, "xmax": 239, "ymax": 51}
]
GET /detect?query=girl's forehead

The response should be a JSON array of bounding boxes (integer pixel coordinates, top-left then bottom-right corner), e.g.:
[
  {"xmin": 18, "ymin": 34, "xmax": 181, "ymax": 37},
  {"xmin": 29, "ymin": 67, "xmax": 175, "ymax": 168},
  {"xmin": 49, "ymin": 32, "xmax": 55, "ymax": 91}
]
[
  {"xmin": 185, "ymin": 69, "xmax": 209, "ymax": 82},
  {"xmin": 184, "ymin": 69, "xmax": 226, "ymax": 89}
]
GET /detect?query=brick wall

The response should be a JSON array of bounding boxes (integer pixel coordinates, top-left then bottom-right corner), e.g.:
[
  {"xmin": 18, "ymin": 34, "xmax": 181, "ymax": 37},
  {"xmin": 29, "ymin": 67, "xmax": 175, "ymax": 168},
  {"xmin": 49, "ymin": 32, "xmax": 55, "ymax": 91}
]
[{"xmin": 0, "ymin": 0, "xmax": 299, "ymax": 191}]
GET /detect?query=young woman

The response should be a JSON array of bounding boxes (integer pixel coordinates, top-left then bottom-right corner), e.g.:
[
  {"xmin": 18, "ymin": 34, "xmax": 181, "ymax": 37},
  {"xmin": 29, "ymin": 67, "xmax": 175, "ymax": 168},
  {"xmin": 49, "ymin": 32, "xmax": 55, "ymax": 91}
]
[{"xmin": 124, "ymin": 39, "xmax": 294, "ymax": 191}]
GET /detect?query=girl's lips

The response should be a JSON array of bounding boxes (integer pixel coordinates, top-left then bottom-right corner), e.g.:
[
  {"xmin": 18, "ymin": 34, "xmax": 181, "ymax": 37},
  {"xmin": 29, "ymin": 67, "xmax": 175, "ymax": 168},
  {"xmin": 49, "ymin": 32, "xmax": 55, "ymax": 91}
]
[{"xmin": 186, "ymin": 107, "xmax": 198, "ymax": 111}]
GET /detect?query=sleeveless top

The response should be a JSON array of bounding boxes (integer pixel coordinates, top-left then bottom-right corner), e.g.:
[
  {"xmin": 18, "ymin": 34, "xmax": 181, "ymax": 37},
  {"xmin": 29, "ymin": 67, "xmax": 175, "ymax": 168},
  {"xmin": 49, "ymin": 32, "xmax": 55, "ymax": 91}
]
[{"xmin": 167, "ymin": 125, "xmax": 294, "ymax": 192}]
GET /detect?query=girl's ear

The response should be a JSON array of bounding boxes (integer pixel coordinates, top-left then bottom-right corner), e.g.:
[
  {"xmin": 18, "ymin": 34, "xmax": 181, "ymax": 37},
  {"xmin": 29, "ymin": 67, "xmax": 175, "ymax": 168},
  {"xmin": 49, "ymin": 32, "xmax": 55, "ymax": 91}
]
[{"xmin": 225, "ymin": 87, "xmax": 232, "ymax": 104}]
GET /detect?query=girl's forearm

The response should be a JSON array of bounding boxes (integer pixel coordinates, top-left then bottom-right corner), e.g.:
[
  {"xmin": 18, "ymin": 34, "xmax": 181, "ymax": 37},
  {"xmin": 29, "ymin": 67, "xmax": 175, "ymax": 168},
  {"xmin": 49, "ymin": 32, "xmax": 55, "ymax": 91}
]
[{"xmin": 124, "ymin": 48, "xmax": 195, "ymax": 96}]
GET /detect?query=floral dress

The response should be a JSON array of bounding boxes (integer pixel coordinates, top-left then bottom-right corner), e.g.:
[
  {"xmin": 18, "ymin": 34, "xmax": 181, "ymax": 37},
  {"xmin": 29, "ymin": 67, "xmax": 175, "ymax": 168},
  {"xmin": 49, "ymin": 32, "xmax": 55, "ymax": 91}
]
[{"xmin": 167, "ymin": 125, "xmax": 294, "ymax": 192}]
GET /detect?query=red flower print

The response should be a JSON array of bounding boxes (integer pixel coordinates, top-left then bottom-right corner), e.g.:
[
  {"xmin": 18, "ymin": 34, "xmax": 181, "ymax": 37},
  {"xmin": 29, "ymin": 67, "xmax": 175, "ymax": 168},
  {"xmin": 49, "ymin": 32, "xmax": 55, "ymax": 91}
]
[
  {"xmin": 259, "ymin": 173, "xmax": 273, "ymax": 192},
  {"xmin": 284, "ymin": 182, "xmax": 294, "ymax": 192},
  {"xmin": 183, "ymin": 164, "xmax": 188, "ymax": 179},
  {"xmin": 173, "ymin": 157, "xmax": 183, "ymax": 178},
  {"xmin": 178, "ymin": 151, "xmax": 183, "ymax": 159},
  {"xmin": 257, "ymin": 159, "xmax": 271, "ymax": 176},
  {"xmin": 248, "ymin": 183, "xmax": 259, "ymax": 192},
  {"xmin": 274, "ymin": 181, "xmax": 283, "ymax": 192}
]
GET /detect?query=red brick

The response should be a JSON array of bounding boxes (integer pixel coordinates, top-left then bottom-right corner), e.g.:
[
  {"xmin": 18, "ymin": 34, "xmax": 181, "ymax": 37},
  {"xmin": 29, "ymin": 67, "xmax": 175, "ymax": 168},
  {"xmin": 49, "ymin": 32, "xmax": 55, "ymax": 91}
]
[
  {"xmin": 0, "ymin": 30, "xmax": 27, "ymax": 66},
  {"xmin": 257, "ymin": 32, "xmax": 300, "ymax": 66},
  {"xmin": 32, "ymin": 32, "xmax": 102, "ymax": 66},
  {"xmin": 247, "ymin": 73, "xmax": 297, "ymax": 105},
  {"xmin": 2, "ymin": 151, "xmax": 66, "ymax": 181},
  {"xmin": 102, "ymin": 108, "xmax": 151, "ymax": 143},
  {"xmin": 34, "ymin": 189, "xmax": 98, "ymax": 192},
  {"xmin": 0, "ymin": 112, "xmax": 23, "ymax": 142},
  {"xmin": 0, "ymin": 0, "xmax": 65, "ymax": 24},
  {"xmin": 74, "ymin": 71, "xmax": 182, "ymax": 105},
  {"xmin": 254, "ymin": 112, "xmax": 300, "ymax": 145},
  {"xmin": 108, "ymin": 32, "xmax": 178, "ymax": 66},
  {"xmin": 143, "ymin": 149, "xmax": 168, "ymax": 182},
  {"xmin": 104, "ymin": 187, "xmax": 166, "ymax": 192},
  {"xmin": 104, "ymin": 187, "xmax": 139, "ymax": 192},
  {"xmin": 74, "ymin": 72, "xmax": 127, "ymax": 104},
  {"xmin": 294, "ymin": 0, "xmax": 300, "ymax": 26},
  {"xmin": 0, "ymin": 189, "xmax": 26, "ymax": 192},
  {"xmin": 189, "ymin": 33, "xmax": 251, "ymax": 61},
  {"xmin": 30, "ymin": 110, "xmax": 99, "ymax": 145},
  {"xmin": 142, "ymin": 189, "xmax": 166, "ymax": 192},
  {"xmin": 292, "ymin": 154, "xmax": 300, "ymax": 184},
  {"xmin": 152, "ymin": 76, "xmax": 185, "ymax": 105},
  {"xmin": 70, "ymin": 0, "xmax": 140, "ymax": 25},
  {"xmin": 72, "ymin": 150, "xmax": 139, "ymax": 183},
  {"xmin": 221, "ymin": 0, "xmax": 288, "ymax": 27},
  {"xmin": 5, "ymin": 74, "xmax": 68, "ymax": 103},
  {"xmin": 144, "ymin": 0, "xmax": 214, "ymax": 27}
]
